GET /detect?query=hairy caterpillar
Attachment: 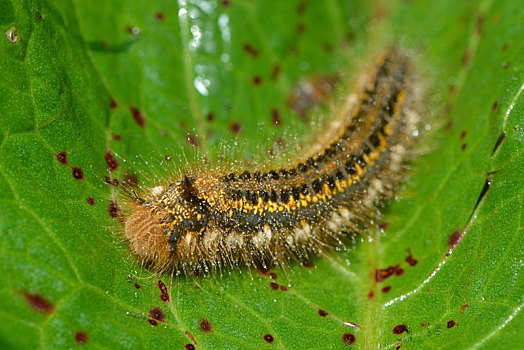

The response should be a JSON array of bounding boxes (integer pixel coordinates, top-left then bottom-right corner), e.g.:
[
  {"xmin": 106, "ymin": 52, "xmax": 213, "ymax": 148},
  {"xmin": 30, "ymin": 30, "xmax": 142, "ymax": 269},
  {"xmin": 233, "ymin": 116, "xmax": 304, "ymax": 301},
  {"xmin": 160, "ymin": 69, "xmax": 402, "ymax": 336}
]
[{"xmin": 121, "ymin": 49, "xmax": 419, "ymax": 275}]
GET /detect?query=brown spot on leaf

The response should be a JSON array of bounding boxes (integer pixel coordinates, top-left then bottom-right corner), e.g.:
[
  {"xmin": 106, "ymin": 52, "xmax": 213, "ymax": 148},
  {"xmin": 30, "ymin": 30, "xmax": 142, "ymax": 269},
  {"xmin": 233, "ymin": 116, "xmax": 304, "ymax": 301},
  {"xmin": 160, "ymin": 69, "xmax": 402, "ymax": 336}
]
[
  {"xmin": 502, "ymin": 61, "xmax": 509, "ymax": 69},
  {"xmin": 459, "ymin": 130, "xmax": 467, "ymax": 140},
  {"xmin": 252, "ymin": 75, "xmax": 262, "ymax": 85},
  {"xmin": 461, "ymin": 304, "xmax": 469, "ymax": 313},
  {"xmin": 105, "ymin": 150, "xmax": 118, "ymax": 172},
  {"xmin": 447, "ymin": 320, "xmax": 456, "ymax": 328},
  {"xmin": 148, "ymin": 319, "xmax": 158, "ymax": 326},
  {"xmin": 149, "ymin": 307, "xmax": 165, "ymax": 322},
  {"xmin": 296, "ymin": 0, "xmax": 308, "ymax": 14},
  {"xmin": 376, "ymin": 265, "xmax": 399, "ymax": 282},
  {"xmin": 405, "ymin": 250, "xmax": 418, "ymax": 266},
  {"xmin": 56, "ymin": 152, "xmax": 67, "ymax": 164},
  {"xmin": 342, "ymin": 333, "xmax": 355, "ymax": 345},
  {"xmin": 462, "ymin": 50, "xmax": 471, "ymax": 67},
  {"xmin": 393, "ymin": 324, "xmax": 407, "ymax": 335},
  {"xmin": 200, "ymin": 319, "xmax": 213, "ymax": 333},
  {"xmin": 86, "ymin": 197, "xmax": 95, "ymax": 206},
  {"xmin": 221, "ymin": 0, "xmax": 231, "ymax": 7},
  {"xmin": 129, "ymin": 106, "xmax": 145, "ymax": 128},
  {"xmin": 22, "ymin": 292, "xmax": 54, "ymax": 313},
  {"xmin": 243, "ymin": 43, "xmax": 259, "ymax": 57},
  {"xmin": 158, "ymin": 280, "xmax": 170, "ymax": 302},
  {"xmin": 75, "ymin": 331, "xmax": 88, "ymax": 345},
  {"xmin": 113, "ymin": 134, "xmax": 121, "ymax": 141},
  {"xmin": 185, "ymin": 345, "xmax": 195, "ymax": 350},
  {"xmin": 134, "ymin": 283, "xmax": 141, "ymax": 289},
  {"xmin": 368, "ymin": 290, "xmax": 374, "ymax": 299},
  {"xmin": 271, "ymin": 64, "xmax": 281, "ymax": 81},
  {"xmin": 155, "ymin": 12, "xmax": 166, "ymax": 21},
  {"xmin": 382, "ymin": 286, "xmax": 392, "ymax": 293},
  {"xmin": 206, "ymin": 112, "xmax": 214, "ymax": 122},
  {"xmin": 109, "ymin": 98, "xmax": 118, "ymax": 109},
  {"xmin": 448, "ymin": 230, "xmax": 463, "ymax": 249},
  {"xmin": 230, "ymin": 122, "xmax": 242, "ymax": 134},
  {"xmin": 302, "ymin": 260, "xmax": 314, "ymax": 268},
  {"xmin": 271, "ymin": 108, "xmax": 282, "ymax": 125},
  {"xmin": 318, "ymin": 309, "xmax": 328, "ymax": 317},
  {"xmin": 476, "ymin": 13, "xmax": 485, "ymax": 35},
  {"xmin": 108, "ymin": 200, "xmax": 121, "ymax": 219},
  {"xmin": 263, "ymin": 334, "xmax": 274, "ymax": 343},
  {"xmin": 72, "ymin": 167, "xmax": 84, "ymax": 180},
  {"xmin": 461, "ymin": 143, "xmax": 467, "ymax": 150}
]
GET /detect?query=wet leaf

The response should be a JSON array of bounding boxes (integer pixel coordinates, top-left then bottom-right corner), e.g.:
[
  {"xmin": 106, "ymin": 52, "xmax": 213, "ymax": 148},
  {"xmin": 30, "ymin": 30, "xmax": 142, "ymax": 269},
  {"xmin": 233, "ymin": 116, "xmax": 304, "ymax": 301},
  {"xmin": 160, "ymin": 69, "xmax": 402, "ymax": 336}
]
[{"xmin": 0, "ymin": 0, "xmax": 522, "ymax": 349}]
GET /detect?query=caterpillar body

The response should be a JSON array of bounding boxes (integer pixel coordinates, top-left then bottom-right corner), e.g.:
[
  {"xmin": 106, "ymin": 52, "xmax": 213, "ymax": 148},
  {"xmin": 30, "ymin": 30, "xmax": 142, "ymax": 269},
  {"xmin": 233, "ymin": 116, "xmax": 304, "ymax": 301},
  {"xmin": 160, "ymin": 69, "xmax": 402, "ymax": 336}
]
[{"xmin": 122, "ymin": 50, "xmax": 418, "ymax": 275}]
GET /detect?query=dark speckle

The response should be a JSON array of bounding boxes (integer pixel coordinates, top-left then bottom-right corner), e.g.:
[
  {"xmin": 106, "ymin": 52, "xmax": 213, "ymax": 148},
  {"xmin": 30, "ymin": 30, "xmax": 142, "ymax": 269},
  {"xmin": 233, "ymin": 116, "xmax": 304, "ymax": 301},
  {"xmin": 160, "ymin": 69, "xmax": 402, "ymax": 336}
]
[
  {"xmin": 149, "ymin": 307, "xmax": 164, "ymax": 322},
  {"xmin": 296, "ymin": 0, "xmax": 308, "ymax": 14},
  {"xmin": 462, "ymin": 50, "xmax": 471, "ymax": 67},
  {"xmin": 263, "ymin": 334, "xmax": 274, "ymax": 343},
  {"xmin": 323, "ymin": 43, "xmax": 334, "ymax": 53},
  {"xmin": 56, "ymin": 152, "xmax": 67, "ymax": 164},
  {"xmin": 105, "ymin": 150, "xmax": 118, "ymax": 172},
  {"xmin": 461, "ymin": 143, "xmax": 467, "ymax": 150},
  {"xmin": 75, "ymin": 331, "xmax": 88, "ymax": 345},
  {"xmin": 395, "ymin": 345, "xmax": 402, "ymax": 350},
  {"xmin": 221, "ymin": 0, "xmax": 231, "ymax": 7},
  {"xmin": 230, "ymin": 122, "xmax": 242, "ymax": 134},
  {"xmin": 113, "ymin": 134, "xmax": 121, "ymax": 141},
  {"xmin": 109, "ymin": 98, "xmax": 118, "ymax": 109},
  {"xmin": 420, "ymin": 322, "xmax": 428, "ymax": 327},
  {"xmin": 252, "ymin": 75, "xmax": 262, "ymax": 85},
  {"xmin": 393, "ymin": 324, "xmax": 407, "ymax": 335},
  {"xmin": 501, "ymin": 43, "xmax": 508, "ymax": 51},
  {"xmin": 461, "ymin": 304, "xmax": 469, "ymax": 313},
  {"xmin": 376, "ymin": 265, "xmax": 399, "ymax": 282},
  {"xmin": 447, "ymin": 320, "xmax": 456, "ymax": 328},
  {"xmin": 448, "ymin": 230, "xmax": 463, "ymax": 249},
  {"xmin": 395, "ymin": 267, "xmax": 405, "ymax": 276},
  {"xmin": 134, "ymin": 283, "xmax": 140, "ymax": 289},
  {"xmin": 185, "ymin": 345, "xmax": 195, "ymax": 350},
  {"xmin": 302, "ymin": 260, "xmax": 314, "ymax": 268},
  {"xmin": 72, "ymin": 167, "xmax": 84, "ymax": 180},
  {"xmin": 22, "ymin": 292, "xmax": 54, "ymax": 313},
  {"xmin": 296, "ymin": 22, "xmax": 305, "ymax": 33},
  {"xmin": 148, "ymin": 319, "xmax": 158, "ymax": 326},
  {"xmin": 155, "ymin": 12, "xmax": 165, "ymax": 21},
  {"xmin": 129, "ymin": 106, "xmax": 145, "ymax": 128},
  {"xmin": 492, "ymin": 100, "xmax": 498, "ymax": 111},
  {"xmin": 502, "ymin": 61, "xmax": 509, "ymax": 69},
  {"xmin": 381, "ymin": 286, "xmax": 392, "ymax": 293},
  {"xmin": 108, "ymin": 200, "xmax": 121, "ymax": 219},
  {"xmin": 368, "ymin": 290, "xmax": 374, "ymax": 299},
  {"xmin": 200, "ymin": 319, "xmax": 213, "ymax": 333},
  {"xmin": 459, "ymin": 130, "xmax": 467, "ymax": 140},
  {"xmin": 271, "ymin": 64, "xmax": 281, "ymax": 81},
  {"xmin": 269, "ymin": 272, "xmax": 277, "ymax": 279},
  {"xmin": 318, "ymin": 309, "xmax": 328, "ymax": 317},
  {"xmin": 476, "ymin": 13, "xmax": 485, "ymax": 35},
  {"xmin": 243, "ymin": 43, "xmax": 259, "ymax": 57},
  {"xmin": 158, "ymin": 280, "xmax": 170, "ymax": 302},
  {"xmin": 405, "ymin": 250, "xmax": 418, "ymax": 266},
  {"xmin": 342, "ymin": 333, "xmax": 355, "ymax": 345},
  {"xmin": 269, "ymin": 282, "xmax": 279, "ymax": 290},
  {"xmin": 206, "ymin": 112, "xmax": 214, "ymax": 122},
  {"xmin": 86, "ymin": 197, "xmax": 95, "ymax": 206},
  {"xmin": 271, "ymin": 108, "xmax": 282, "ymax": 125}
]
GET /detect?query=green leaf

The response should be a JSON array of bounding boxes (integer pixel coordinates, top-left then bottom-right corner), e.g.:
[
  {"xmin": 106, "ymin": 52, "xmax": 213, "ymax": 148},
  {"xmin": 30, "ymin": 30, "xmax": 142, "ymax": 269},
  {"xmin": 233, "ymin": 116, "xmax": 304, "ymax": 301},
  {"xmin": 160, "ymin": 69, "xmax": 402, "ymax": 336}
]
[{"xmin": 0, "ymin": 0, "xmax": 522, "ymax": 349}]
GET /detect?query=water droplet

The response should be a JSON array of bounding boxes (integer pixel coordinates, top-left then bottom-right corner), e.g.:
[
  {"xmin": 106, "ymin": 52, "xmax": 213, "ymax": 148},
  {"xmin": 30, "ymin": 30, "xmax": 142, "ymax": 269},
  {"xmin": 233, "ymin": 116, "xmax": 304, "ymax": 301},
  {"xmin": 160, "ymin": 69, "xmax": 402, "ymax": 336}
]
[{"xmin": 4, "ymin": 25, "xmax": 18, "ymax": 43}]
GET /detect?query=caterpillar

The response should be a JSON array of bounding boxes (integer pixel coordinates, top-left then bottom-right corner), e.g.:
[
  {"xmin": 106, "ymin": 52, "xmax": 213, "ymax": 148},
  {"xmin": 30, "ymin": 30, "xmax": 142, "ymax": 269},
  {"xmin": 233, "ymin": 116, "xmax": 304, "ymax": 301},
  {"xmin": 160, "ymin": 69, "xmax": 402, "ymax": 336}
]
[{"xmin": 121, "ymin": 49, "xmax": 419, "ymax": 275}]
